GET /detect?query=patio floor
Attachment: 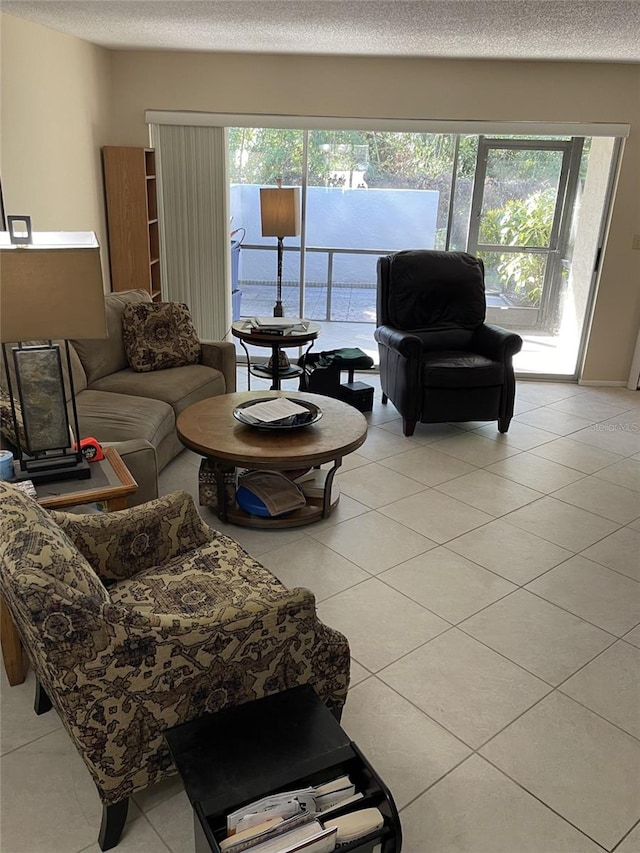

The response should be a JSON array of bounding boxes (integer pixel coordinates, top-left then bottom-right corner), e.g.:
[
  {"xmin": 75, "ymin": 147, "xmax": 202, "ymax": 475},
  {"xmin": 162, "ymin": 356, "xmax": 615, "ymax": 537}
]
[{"xmin": 236, "ymin": 283, "xmax": 578, "ymax": 377}]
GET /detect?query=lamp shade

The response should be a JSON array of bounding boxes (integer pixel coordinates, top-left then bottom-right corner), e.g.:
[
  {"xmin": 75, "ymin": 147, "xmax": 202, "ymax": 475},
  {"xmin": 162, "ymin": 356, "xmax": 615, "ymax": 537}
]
[
  {"xmin": 0, "ymin": 232, "xmax": 107, "ymax": 342},
  {"xmin": 259, "ymin": 187, "xmax": 301, "ymax": 239}
]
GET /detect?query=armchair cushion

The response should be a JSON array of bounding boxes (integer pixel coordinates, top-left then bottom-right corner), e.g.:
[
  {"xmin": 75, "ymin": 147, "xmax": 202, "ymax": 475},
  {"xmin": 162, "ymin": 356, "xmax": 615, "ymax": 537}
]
[
  {"xmin": 122, "ymin": 302, "xmax": 201, "ymax": 373},
  {"xmin": 422, "ymin": 352, "xmax": 505, "ymax": 388}
]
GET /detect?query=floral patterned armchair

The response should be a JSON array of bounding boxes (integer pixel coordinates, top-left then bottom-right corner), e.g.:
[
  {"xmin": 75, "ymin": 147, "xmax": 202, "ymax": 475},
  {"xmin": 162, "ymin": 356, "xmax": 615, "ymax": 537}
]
[{"xmin": 0, "ymin": 483, "xmax": 350, "ymax": 850}]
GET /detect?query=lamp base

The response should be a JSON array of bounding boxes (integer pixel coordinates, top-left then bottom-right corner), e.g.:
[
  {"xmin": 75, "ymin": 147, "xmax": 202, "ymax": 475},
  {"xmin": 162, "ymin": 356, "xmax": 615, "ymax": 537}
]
[
  {"xmin": 15, "ymin": 456, "xmax": 91, "ymax": 485},
  {"xmin": 273, "ymin": 301, "xmax": 284, "ymax": 318}
]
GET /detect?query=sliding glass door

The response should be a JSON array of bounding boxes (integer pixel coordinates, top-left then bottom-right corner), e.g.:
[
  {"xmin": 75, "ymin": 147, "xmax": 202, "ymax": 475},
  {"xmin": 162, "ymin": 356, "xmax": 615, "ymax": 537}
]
[{"xmin": 228, "ymin": 127, "xmax": 619, "ymax": 377}]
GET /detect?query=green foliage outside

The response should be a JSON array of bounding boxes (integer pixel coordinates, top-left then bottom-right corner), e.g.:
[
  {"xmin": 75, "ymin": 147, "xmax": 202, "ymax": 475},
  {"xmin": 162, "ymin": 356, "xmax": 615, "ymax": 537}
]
[
  {"xmin": 228, "ymin": 129, "xmax": 579, "ymax": 305},
  {"xmin": 480, "ymin": 189, "xmax": 557, "ymax": 307}
]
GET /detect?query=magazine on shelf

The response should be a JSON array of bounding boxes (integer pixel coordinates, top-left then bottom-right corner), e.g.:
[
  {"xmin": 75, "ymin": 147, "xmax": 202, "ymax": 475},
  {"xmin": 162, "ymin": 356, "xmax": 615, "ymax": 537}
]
[
  {"xmin": 222, "ymin": 817, "xmax": 336, "ymax": 853},
  {"xmin": 223, "ymin": 775, "xmax": 358, "ymax": 851}
]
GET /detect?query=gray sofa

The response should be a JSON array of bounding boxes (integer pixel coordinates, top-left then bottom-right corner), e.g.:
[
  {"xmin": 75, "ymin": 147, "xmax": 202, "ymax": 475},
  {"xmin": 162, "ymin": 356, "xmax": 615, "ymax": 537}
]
[{"xmin": 65, "ymin": 289, "xmax": 236, "ymax": 503}]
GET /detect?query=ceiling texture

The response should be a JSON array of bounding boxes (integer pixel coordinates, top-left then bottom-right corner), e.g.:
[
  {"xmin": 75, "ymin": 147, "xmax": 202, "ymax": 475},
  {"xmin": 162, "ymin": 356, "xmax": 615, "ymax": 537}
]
[{"xmin": 2, "ymin": 0, "xmax": 640, "ymax": 63}]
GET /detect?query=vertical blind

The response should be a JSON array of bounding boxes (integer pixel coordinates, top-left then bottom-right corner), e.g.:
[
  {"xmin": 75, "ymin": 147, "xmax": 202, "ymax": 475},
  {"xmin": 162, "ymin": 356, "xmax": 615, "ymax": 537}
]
[{"xmin": 150, "ymin": 124, "xmax": 230, "ymax": 341}]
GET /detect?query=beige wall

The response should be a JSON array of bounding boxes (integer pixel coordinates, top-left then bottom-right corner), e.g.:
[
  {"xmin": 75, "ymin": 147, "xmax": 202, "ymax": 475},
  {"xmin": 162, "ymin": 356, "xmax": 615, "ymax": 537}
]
[
  {"xmin": 2, "ymin": 15, "xmax": 639, "ymax": 380},
  {"xmin": 0, "ymin": 14, "xmax": 112, "ymax": 285}
]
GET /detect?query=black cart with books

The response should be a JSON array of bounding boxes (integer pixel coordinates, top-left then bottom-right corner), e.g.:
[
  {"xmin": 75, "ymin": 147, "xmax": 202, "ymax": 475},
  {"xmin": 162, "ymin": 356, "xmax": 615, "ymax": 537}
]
[{"xmin": 165, "ymin": 685, "xmax": 402, "ymax": 853}]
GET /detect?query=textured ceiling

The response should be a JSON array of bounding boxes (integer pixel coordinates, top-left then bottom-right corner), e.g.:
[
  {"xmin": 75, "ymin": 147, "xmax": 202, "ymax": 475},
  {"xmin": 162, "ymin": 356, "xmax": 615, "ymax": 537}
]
[{"xmin": 3, "ymin": 0, "xmax": 640, "ymax": 63}]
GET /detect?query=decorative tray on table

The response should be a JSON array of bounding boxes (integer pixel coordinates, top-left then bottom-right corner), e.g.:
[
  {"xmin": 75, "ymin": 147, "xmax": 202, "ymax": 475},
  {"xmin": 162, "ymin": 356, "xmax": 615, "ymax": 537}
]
[{"xmin": 232, "ymin": 398, "xmax": 322, "ymax": 430}]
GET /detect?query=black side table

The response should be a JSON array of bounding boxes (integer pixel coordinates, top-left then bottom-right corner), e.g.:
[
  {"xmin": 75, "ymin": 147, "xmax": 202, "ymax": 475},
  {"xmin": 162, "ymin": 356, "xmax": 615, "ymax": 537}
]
[{"xmin": 165, "ymin": 686, "xmax": 402, "ymax": 853}]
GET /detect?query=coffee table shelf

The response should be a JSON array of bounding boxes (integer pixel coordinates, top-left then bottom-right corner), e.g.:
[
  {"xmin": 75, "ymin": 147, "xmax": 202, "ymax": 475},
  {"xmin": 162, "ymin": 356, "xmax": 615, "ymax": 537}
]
[{"xmin": 177, "ymin": 392, "xmax": 367, "ymax": 529}]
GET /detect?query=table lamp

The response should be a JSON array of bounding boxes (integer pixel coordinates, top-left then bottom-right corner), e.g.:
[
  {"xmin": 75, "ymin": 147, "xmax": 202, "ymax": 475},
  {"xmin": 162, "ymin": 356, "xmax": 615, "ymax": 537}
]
[
  {"xmin": 0, "ymin": 224, "xmax": 107, "ymax": 483},
  {"xmin": 259, "ymin": 180, "xmax": 301, "ymax": 317}
]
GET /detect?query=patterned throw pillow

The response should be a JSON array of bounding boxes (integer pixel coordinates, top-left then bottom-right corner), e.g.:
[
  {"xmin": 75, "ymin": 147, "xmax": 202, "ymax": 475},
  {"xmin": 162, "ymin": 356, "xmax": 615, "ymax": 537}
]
[
  {"xmin": 0, "ymin": 387, "xmax": 26, "ymax": 448},
  {"xmin": 122, "ymin": 302, "xmax": 201, "ymax": 373}
]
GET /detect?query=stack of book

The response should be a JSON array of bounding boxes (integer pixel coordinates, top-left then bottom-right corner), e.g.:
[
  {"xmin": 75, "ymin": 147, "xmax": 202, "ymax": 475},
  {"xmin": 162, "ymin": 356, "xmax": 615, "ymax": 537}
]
[
  {"xmin": 247, "ymin": 318, "xmax": 310, "ymax": 336},
  {"xmin": 219, "ymin": 775, "xmax": 363, "ymax": 853}
]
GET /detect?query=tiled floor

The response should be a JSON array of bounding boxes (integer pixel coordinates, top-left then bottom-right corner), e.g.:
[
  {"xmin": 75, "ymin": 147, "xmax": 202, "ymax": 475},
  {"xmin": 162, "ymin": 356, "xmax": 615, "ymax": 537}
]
[{"xmin": 2, "ymin": 377, "xmax": 640, "ymax": 853}]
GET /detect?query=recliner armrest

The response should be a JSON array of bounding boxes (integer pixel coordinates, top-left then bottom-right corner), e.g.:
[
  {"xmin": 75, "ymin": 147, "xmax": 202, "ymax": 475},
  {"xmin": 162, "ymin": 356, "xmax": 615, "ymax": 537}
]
[
  {"xmin": 470, "ymin": 324, "xmax": 523, "ymax": 362},
  {"xmin": 200, "ymin": 340, "xmax": 237, "ymax": 393},
  {"xmin": 374, "ymin": 325, "xmax": 423, "ymax": 359}
]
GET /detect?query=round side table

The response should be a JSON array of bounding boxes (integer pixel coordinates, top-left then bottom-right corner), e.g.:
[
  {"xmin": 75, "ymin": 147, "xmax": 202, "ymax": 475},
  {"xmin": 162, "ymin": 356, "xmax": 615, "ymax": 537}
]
[{"xmin": 232, "ymin": 320, "xmax": 321, "ymax": 390}]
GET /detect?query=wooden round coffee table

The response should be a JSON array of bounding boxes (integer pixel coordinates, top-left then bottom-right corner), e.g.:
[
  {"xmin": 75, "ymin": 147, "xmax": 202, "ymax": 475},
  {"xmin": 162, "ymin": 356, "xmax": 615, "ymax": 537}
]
[{"xmin": 177, "ymin": 391, "xmax": 368, "ymax": 528}]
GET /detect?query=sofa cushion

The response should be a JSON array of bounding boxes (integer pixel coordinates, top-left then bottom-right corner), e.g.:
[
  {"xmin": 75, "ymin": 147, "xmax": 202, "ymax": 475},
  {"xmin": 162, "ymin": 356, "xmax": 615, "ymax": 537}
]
[
  {"xmin": 88, "ymin": 364, "xmax": 225, "ymax": 416},
  {"xmin": 72, "ymin": 289, "xmax": 151, "ymax": 384},
  {"xmin": 122, "ymin": 302, "xmax": 201, "ymax": 373},
  {"xmin": 74, "ymin": 389, "xmax": 175, "ymax": 449}
]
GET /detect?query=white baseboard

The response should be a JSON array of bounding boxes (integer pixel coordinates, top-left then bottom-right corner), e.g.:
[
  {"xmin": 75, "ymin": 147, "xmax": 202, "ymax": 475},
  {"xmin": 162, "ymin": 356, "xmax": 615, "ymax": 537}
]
[{"xmin": 578, "ymin": 379, "xmax": 629, "ymax": 387}]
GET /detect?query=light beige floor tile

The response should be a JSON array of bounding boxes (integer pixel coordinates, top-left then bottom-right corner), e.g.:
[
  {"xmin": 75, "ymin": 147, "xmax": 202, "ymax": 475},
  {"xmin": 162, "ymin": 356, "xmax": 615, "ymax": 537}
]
[
  {"xmin": 132, "ymin": 774, "xmax": 184, "ymax": 813},
  {"xmin": 526, "ymin": 555, "xmax": 640, "ymax": 636},
  {"xmin": 474, "ymin": 420, "xmax": 558, "ymax": 449},
  {"xmin": 504, "ymin": 496, "xmax": 619, "ymax": 551},
  {"xmin": 356, "ymin": 425, "xmax": 420, "ymax": 461},
  {"xmin": 380, "ymin": 547, "xmax": 516, "ymax": 624},
  {"xmin": 553, "ymin": 476, "xmax": 640, "ymax": 524},
  {"xmin": 341, "ymin": 677, "xmax": 470, "ymax": 809},
  {"xmin": 0, "ymin": 727, "xmax": 105, "ymax": 853},
  {"xmin": 379, "ymin": 629, "xmax": 550, "ymax": 748},
  {"xmin": 336, "ymin": 462, "xmax": 426, "ymax": 508},
  {"xmin": 514, "ymin": 406, "xmax": 594, "ymax": 436},
  {"xmin": 460, "ymin": 589, "xmax": 614, "ymax": 685},
  {"xmin": 594, "ymin": 458, "xmax": 640, "ymax": 492},
  {"xmin": 486, "ymin": 453, "xmax": 585, "ymax": 494},
  {"xmin": 401, "ymin": 755, "xmax": 603, "ymax": 853},
  {"xmin": 258, "ymin": 538, "xmax": 369, "ymax": 602},
  {"xmin": 615, "ymin": 822, "xmax": 640, "ymax": 853},
  {"xmin": 570, "ymin": 423, "xmax": 640, "ymax": 458},
  {"xmin": 318, "ymin": 578, "xmax": 450, "ymax": 672},
  {"xmin": 430, "ymin": 433, "xmax": 521, "ymax": 466},
  {"xmin": 550, "ymin": 395, "xmax": 633, "ymax": 421},
  {"xmin": 379, "ymin": 490, "xmax": 493, "ymax": 544},
  {"xmin": 158, "ymin": 455, "xmax": 200, "ymax": 503},
  {"xmin": 310, "ymin": 511, "xmax": 436, "ymax": 574},
  {"xmin": 531, "ymin": 436, "xmax": 623, "ymax": 473},
  {"xmin": 336, "ymin": 450, "xmax": 370, "ymax": 472},
  {"xmin": 480, "ymin": 692, "xmax": 640, "ymax": 850},
  {"xmin": 145, "ymin": 790, "xmax": 195, "ymax": 853},
  {"xmin": 0, "ymin": 668, "xmax": 62, "ymax": 756},
  {"xmin": 513, "ymin": 397, "xmax": 542, "ymax": 415},
  {"xmin": 378, "ymin": 444, "xmax": 477, "ymax": 486},
  {"xmin": 204, "ymin": 515, "xmax": 307, "ymax": 558},
  {"xmin": 581, "ymin": 526, "xmax": 640, "ymax": 582},
  {"xmin": 364, "ymin": 403, "xmax": 401, "ymax": 426},
  {"xmin": 348, "ymin": 658, "xmax": 371, "ymax": 687},
  {"xmin": 436, "ymin": 469, "xmax": 544, "ymax": 517},
  {"xmin": 578, "ymin": 387, "xmax": 640, "ymax": 408},
  {"xmin": 560, "ymin": 641, "xmax": 640, "ymax": 739},
  {"xmin": 623, "ymin": 625, "xmax": 640, "ymax": 648},
  {"xmin": 516, "ymin": 382, "xmax": 583, "ymax": 406},
  {"xmin": 378, "ymin": 419, "xmax": 465, "ymax": 444},
  {"xmin": 446, "ymin": 519, "xmax": 573, "ymax": 585},
  {"xmin": 82, "ymin": 816, "xmax": 172, "ymax": 853},
  {"xmin": 303, "ymin": 493, "xmax": 370, "ymax": 531}
]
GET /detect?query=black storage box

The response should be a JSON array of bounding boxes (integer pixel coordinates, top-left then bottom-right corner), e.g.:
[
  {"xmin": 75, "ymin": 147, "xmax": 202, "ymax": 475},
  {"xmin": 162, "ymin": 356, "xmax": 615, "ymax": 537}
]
[{"xmin": 340, "ymin": 381, "xmax": 374, "ymax": 412}]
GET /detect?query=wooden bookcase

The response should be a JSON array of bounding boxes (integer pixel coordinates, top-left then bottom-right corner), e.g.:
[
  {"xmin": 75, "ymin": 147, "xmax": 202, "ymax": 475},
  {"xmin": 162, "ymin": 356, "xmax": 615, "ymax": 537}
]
[{"xmin": 102, "ymin": 146, "xmax": 162, "ymax": 300}]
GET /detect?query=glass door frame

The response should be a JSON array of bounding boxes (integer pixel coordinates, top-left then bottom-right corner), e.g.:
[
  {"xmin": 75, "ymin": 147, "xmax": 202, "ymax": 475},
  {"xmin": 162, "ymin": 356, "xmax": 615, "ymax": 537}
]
[{"xmin": 467, "ymin": 137, "xmax": 583, "ymax": 332}]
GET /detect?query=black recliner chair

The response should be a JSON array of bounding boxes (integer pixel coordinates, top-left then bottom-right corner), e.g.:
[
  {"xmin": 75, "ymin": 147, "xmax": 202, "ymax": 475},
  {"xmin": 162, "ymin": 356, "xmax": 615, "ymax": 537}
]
[{"xmin": 375, "ymin": 250, "xmax": 523, "ymax": 437}]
